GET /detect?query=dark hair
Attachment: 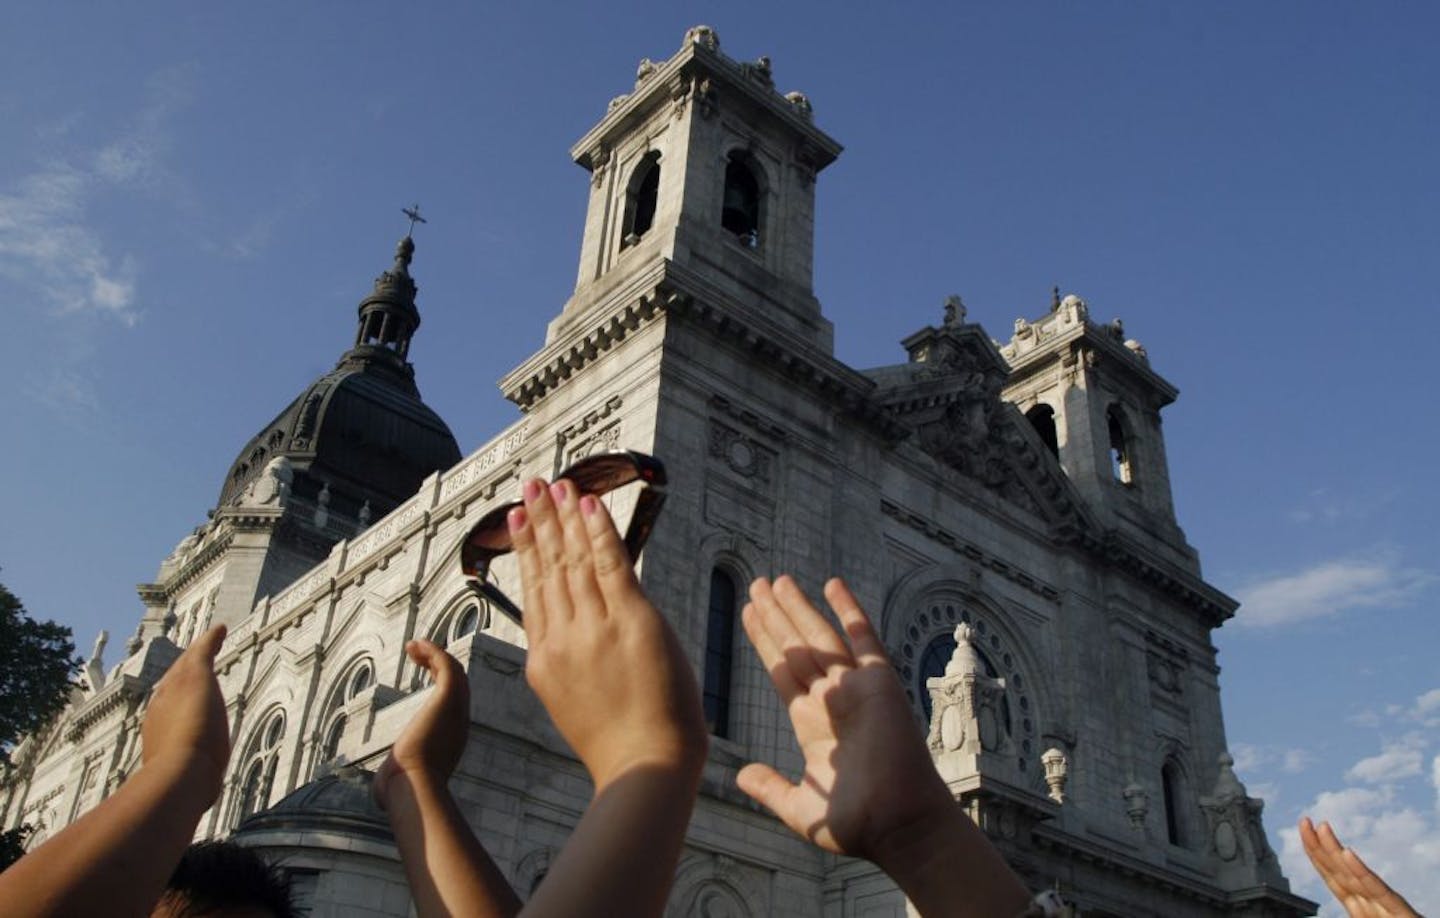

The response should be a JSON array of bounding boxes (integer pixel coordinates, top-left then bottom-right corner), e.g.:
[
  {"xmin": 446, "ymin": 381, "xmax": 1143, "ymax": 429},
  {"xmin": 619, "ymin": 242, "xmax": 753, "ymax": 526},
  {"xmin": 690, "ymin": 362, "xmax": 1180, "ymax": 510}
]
[{"xmin": 157, "ymin": 840, "xmax": 294, "ymax": 918}]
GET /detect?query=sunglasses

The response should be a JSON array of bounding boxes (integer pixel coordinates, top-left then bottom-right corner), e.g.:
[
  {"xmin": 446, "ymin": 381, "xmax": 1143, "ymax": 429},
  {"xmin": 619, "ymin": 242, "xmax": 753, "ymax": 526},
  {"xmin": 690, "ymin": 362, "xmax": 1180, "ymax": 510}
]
[{"xmin": 459, "ymin": 451, "xmax": 667, "ymax": 623}]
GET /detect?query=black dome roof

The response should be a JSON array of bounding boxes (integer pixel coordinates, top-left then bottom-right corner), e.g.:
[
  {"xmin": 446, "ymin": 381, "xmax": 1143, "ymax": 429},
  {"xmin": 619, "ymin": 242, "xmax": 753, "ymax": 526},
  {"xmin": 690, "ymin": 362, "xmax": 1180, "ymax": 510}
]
[{"xmin": 217, "ymin": 236, "xmax": 461, "ymax": 511}]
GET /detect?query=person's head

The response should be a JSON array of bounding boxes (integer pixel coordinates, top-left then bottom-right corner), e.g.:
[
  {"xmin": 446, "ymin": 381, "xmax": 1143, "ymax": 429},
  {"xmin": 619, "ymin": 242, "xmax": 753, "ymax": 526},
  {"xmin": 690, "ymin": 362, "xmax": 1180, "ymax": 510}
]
[{"xmin": 151, "ymin": 841, "xmax": 294, "ymax": 918}]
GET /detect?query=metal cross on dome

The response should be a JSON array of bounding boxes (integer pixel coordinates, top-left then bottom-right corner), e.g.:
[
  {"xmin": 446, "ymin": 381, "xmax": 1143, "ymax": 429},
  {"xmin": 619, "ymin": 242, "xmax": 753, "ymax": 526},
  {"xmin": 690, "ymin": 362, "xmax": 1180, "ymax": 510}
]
[{"xmin": 402, "ymin": 204, "xmax": 427, "ymax": 236}]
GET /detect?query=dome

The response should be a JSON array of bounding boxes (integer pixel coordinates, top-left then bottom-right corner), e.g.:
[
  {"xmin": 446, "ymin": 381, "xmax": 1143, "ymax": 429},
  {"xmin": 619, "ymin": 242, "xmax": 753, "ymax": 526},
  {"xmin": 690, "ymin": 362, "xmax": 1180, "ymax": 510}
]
[
  {"xmin": 216, "ymin": 236, "xmax": 461, "ymax": 513},
  {"xmin": 234, "ymin": 765, "xmax": 392, "ymax": 842}
]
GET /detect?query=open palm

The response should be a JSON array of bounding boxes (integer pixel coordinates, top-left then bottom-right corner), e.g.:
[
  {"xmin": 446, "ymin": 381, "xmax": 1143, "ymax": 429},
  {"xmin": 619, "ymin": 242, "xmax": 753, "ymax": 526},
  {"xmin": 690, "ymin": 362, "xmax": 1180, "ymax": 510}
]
[{"xmin": 737, "ymin": 577, "xmax": 953, "ymax": 860}]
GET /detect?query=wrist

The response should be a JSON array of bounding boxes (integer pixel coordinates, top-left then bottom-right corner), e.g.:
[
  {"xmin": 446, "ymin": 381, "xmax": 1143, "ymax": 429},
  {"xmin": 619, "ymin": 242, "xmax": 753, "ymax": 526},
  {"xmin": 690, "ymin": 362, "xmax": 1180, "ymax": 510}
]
[{"xmin": 589, "ymin": 740, "xmax": 707, "ymax": 793}]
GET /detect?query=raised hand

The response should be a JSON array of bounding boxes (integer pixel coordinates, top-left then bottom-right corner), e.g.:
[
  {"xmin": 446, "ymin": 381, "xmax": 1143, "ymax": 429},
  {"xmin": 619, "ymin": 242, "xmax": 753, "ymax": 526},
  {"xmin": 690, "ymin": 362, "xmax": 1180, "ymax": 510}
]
[
  {"xmin": 737, "ymin": 576, "xmax": 953, "ymax": 859},
  {"xmin": 1299, "ymin": 817, "xmax": 1420, "ymax": 917},
  {"xmin": 373, "ymin": 640, "xmax": 469, "ymax": 812},
  {"xmin": 739, "ymin": 576, "xmax": 1030, "ymax": 917},
  {"xmin": 377, "ymin": 641, "xmax": 521, "ymax": 918},
  {"xmin": 0, "ymin": 625, "xmax": 235, "ymax": 916},
  {"xmin": 142, "ymin": 624, "xmax": 231, "ymax": 798},
  {"xmin": 510, "ymin": 478, "xmax": 706, "ymax": 788}
]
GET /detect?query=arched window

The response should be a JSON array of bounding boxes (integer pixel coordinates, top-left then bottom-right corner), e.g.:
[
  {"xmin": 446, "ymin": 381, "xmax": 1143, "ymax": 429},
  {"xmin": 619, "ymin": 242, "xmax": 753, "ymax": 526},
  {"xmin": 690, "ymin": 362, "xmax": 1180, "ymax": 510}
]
[
  {"xmin": 703, "ymin": 568, "xmax": 738, "ymax": 739},
  {"xmin": 1162, "ymin": 758, "xmax": 1188, "ymax": 846},
  {"xmin": 1026, "ymin": 404, "xmax": 1059, "ymax": 459},
  {"xmin": 621, "ymin": 153, "xmax": 660, "ymax": 247},
  {"xmin": 1108, "ymin": 407, "xmax": 1133, "ymax": 485},
  {"xmin": 721, "ymin": 153, "xmax": 761, "ymax": 247},
  {"xmin": 314, "ymin": 657, "xmax": 374, "ymax": 774},
  {"xmin": 234, "ymin": 710, "xmax": 285, "ymax": 824}
]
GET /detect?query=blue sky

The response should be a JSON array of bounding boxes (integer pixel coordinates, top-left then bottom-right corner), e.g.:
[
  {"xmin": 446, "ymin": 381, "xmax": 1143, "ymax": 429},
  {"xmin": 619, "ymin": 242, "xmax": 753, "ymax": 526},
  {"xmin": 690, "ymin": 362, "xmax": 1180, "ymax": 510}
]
[{"xmin": 1, "ymin": 3, "xmax": 1436, "ymax": 911}]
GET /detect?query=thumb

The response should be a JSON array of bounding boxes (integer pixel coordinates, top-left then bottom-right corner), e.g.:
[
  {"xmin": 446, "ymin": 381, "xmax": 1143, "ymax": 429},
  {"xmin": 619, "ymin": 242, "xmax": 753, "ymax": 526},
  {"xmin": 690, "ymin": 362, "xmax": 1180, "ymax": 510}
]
[
  {"xmin": 192, "ymin": 624, "xmax": 228, "ymax": 662},
  {"xmin": 737, "ymin": 762, "xmax": 795, "ymax": 819}
]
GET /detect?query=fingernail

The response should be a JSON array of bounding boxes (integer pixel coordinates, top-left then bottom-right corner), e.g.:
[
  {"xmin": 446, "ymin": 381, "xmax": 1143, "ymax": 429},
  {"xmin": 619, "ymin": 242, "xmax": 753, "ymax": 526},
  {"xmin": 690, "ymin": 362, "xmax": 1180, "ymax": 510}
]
[
  {"xmin": 581, "ymin": 494, "xmax": 600, "ymax": 516},
  {"xmin": 507, "ymin": 506, "xmax": 528, "ymax": 532},
  {"xmin": 550, "ymin": 480, "xmax": 569, "ymax": 504},
  {"xmin": 523, "ymin": 479, "xmax": 544, "ymax": 502}
]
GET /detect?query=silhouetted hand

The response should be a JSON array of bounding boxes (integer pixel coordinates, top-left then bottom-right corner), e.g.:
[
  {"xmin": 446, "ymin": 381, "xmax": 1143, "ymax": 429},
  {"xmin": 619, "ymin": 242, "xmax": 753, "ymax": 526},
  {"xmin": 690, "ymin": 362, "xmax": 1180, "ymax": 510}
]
[
  {"xmin": 142, "ymin": 624, "xmax": 230, "ymax": 799},
  {"xmin": 1299, "ymin": 817, "xmax": 1420, "ymax": 917},
  {"xmin": 373, "ymin": 640, "xmax": 469, "ymax": 811},
  {"xmin": 737, "ymin": 576, "xmax": 953, "ymax": 863},
  {"xmin": 738, "ymin": 577, "xmax": 1031, "ymax": 917},
  {"xmin": 511, "ymin": 478, "xmax": 706, "ymax": 789}
]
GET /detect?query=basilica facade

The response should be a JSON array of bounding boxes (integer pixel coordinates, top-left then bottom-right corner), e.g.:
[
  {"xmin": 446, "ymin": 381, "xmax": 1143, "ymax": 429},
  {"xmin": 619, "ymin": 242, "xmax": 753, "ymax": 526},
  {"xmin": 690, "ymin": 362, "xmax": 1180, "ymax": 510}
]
[{"xmin": 1, "ymin": 27, "xmax": 1313, "ymax": 917}]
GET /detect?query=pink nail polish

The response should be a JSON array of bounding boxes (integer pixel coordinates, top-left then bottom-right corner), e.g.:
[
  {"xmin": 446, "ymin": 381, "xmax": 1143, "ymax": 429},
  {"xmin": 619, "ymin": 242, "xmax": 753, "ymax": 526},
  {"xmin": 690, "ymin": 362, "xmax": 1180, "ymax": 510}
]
[
  {"xmin": 580, "ymin": 495, "xmax": 597, "ymax": 516},
  {"xmin": 508, "ymin": 506, "xmax": 527, "ymax": 532},
  {"xmin": 523, "ymin": 479, "xmax": 543, "ymax": 502},
  {"xmin": 550, "ymin": 480, "xmax": 569, "ymax": 503}
]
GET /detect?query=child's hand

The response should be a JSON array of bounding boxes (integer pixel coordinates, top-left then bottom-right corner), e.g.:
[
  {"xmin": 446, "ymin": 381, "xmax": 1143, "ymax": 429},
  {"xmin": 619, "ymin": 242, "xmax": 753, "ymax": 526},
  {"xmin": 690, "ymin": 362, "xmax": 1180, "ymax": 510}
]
[
  {"xmin": 142, "ymin": 624, "xmax": 230, "ymax": 799},
  {"xmin": 737, "ymin": 577, "xmax": 953, "ymax": 866},
  {"xmin": 511, "ymin": 478, "xmax": 706, "ymax": 789},
  {"xmin": 1299, "ymin": 817, "xmax": 1420, "ymax": 917},
  {"xmin": 374, "ymin": 640, "xmax": 470, "ymax": 811}
]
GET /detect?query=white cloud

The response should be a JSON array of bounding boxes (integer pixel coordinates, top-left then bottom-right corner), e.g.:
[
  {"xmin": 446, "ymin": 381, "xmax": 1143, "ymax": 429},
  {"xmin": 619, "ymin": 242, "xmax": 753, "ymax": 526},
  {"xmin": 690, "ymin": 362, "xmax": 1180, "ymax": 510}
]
[
  {"xmin": 1279, "ymin": 726, "xmax": 1440, "ymax": 915},
  {"xmin": 1347, "ymin": 742, "xmax": 1425, "ymax": 785},
  {"xmin": 1233, "ymin": 554, "xmax": 1436, "ymax": 628},
  {"xmin": 0, "ymin": 65, "xmax": 193, "ymax": 328},
  {"xmin": 1282, "ymin": 748, "xmax": 1314, "ymax": 774},
  {"xmin": 1230, "ymin": 743, "xmax": 1314, "ymax": 777},
  {"xmin": 1411, "ymin": 689, "xmax": 1440, "ymax": 726}
]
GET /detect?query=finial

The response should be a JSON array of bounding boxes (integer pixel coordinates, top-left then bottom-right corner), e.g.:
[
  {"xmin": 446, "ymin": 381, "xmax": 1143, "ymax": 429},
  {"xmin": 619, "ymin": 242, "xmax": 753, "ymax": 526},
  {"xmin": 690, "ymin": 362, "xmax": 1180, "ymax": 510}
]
[
  {"xmin": 402, "ymin": 204, "xmax": 427, "ymax": 237},
  {"xmin": 1051, "ymin": 285, "xmax": 1061, "ymax": 312},
  {"xmin": 943, "ymin": 294, "xmax": 965, "ymax": 326}
]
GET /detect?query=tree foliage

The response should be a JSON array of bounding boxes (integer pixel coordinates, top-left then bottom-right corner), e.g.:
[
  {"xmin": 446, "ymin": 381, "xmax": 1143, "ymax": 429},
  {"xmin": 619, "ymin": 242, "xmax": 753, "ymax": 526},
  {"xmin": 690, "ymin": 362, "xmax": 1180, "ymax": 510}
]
[{"xmin": 0, "ymin": 581, "xmax": 81, "ymax": 769}]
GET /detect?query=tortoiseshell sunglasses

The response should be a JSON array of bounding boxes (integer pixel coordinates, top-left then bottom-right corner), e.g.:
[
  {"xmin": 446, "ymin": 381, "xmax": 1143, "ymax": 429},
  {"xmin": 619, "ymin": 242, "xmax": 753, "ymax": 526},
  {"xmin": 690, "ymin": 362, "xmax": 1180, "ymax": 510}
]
[{"xmin": 459, "ymin": 451, "xmax": 667, "ymax": 622}]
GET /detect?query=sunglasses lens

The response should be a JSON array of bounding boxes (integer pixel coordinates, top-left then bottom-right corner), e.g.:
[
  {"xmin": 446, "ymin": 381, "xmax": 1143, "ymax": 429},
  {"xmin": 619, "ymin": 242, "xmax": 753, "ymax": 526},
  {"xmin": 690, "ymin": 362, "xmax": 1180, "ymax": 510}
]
[
  {"xmin": 564, "ymin": 454, "xmax": 641, "ymax": 495},
  {"xmin": 460, "ymin": 505, "xmax": 515, "ymax": 575}
]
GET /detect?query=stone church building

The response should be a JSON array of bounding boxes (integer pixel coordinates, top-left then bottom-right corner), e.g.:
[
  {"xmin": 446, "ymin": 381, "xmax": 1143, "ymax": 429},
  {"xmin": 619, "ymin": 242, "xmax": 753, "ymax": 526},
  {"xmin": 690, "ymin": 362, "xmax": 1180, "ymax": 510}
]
[{"xmin": 2, "ymin": 27, "xmax": 1313, "ymax": 917}]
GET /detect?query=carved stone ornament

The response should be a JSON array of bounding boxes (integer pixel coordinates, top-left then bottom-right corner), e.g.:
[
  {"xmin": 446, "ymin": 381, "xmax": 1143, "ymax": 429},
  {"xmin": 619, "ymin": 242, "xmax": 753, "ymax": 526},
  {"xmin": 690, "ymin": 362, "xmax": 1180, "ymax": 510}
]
[
  {"xmin": 926, "ymin": 624, "xmax": 1009, "ymax": 757},
  {"xmin": 708, "ymin": 420, "xmax": 772, "ymax": 482},
  {"xmin": 684, "ymin": 24, "xmax": 720, "ymax": 52},
  {"xmin": 635, "ymin": 57, "xmax": 657, "ymax": 85},
  {"xmin": 1123, "ymin": 781, "xmax": 1149, "ymax": 830},
  {"xmin": 1199, "ymin": 752, "xmax": 1282, "ymax": 881},
  {"xmin": 784, "ymin": 90, "xmax": 813, "ymax": 120},
  {"xmin": 1041, "ymin": 747, "xmax": 1068, "ymax": 804}
]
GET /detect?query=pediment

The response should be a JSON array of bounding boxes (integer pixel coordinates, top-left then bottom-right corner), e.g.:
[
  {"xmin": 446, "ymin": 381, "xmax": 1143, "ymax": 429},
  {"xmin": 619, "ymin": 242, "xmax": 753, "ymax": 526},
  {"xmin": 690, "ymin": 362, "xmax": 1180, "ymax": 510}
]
[{"xmin": 873, "ymin": 321, "xmax": 1096, "ymax": 537}]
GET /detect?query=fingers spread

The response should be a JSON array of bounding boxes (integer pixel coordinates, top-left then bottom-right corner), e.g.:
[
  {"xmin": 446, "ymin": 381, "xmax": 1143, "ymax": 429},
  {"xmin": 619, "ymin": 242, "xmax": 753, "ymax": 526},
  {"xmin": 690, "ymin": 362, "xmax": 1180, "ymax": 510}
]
[
  {"xmin": 748, "ymin": 577, "xmax": 826, "ymax": 687},
  {"xmin": 824, "ymin": 578, "xmax": 889, "ymax": 668},
  {"xmin": 772, "ymin": 576, "xmax": 850, "ymax": 660},
  {"xmin": 742, "ymin": 602, "xmax": 803, "ymax": 705}
]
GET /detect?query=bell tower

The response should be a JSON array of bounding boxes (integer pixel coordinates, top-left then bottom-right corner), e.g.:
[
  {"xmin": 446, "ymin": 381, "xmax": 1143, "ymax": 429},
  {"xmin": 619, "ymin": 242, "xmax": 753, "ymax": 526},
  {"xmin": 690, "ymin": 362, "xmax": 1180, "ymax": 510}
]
[
  {"xmin": 1000, "ymin": 291, "xmax": 1195, "ymax": 567},
  {"xmin": 553, "ymin": 25, "xmax": 843, "ymax": 352}
]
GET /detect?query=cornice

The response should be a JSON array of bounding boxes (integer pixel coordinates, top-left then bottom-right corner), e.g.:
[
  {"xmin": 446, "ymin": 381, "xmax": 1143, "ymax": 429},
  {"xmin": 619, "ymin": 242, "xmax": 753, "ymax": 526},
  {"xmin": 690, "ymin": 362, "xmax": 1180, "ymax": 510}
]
[
  {"xmin": 881, "ymin": 498, "xmax": 1061, "ymax": 603},
  {"xmin": 1096, "ymin": 530, "xmax": 1237, "ymax": 627},
  {"xmin": 66, "ymin": 675, "xmax": 146, "ymax": 742},
  {"xmin": 142, "ymin": 529, "xmax": 234, "ymax": 602},
  {"xmin": 570, "ymin": 38, "xmax": 840, "ymax": 174}
]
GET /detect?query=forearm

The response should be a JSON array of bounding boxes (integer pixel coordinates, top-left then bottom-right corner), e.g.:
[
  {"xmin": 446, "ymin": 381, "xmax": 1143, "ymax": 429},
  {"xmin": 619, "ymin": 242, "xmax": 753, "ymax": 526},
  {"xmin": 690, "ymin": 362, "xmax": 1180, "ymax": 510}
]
[
  {"xmin": 0, "ymin": 757, "xmax": 216, "ymax": 917},
  {"xmin": 385, "ymin": 772, "xmax": 520, "ymax": 918},
  {"xmin": 875, "ymin": 798, "xmax": 1031, "ymax": 918},
  {"xmin": 525, "ymin": 762, "xmax": 702, "ymax": 918}
]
